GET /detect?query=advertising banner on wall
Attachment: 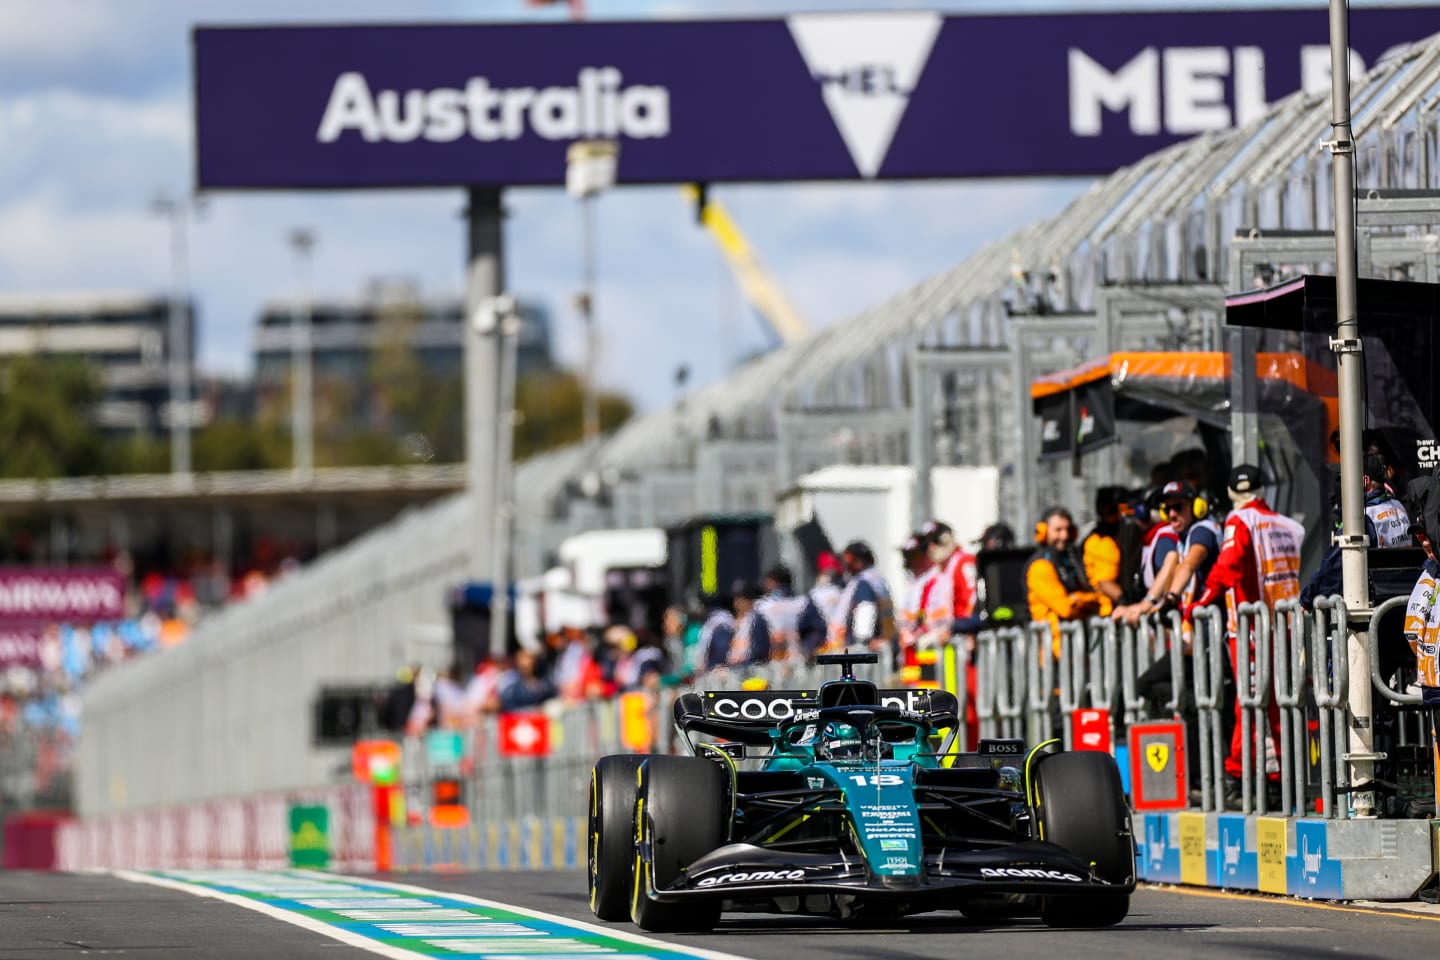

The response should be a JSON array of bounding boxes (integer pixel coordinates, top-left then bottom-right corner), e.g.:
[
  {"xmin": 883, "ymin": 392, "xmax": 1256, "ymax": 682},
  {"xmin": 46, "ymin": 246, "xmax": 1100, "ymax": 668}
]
[
  {"xmin": 195, "ymin": 9, "xmax": 1440, "ymax": 189},
  {"xmin": 0, "ymin": 626, "xmax": 46, "ymax": 670},
  {"xmin": 0, "ymin": 568, "xmax": 126, "ymax": 624}
]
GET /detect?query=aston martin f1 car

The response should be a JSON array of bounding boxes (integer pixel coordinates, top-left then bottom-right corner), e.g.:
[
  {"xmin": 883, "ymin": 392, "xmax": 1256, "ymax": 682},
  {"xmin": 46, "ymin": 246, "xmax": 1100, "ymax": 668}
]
[{"xmin": 587, "ymin": 653, "xmax": 1135, "ymax": 932}]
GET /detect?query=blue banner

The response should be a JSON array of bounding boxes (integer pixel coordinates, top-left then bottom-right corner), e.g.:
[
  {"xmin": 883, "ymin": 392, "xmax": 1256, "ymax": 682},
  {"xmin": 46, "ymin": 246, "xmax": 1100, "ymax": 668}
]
[{"xmin": 194, "ymin": 9, "xmax": 1440, "ymax": 189}]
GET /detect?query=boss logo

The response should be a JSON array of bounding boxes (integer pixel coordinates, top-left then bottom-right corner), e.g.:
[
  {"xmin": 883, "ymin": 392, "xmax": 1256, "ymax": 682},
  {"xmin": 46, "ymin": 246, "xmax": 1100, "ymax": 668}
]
[
  {"xmin": 696, "ymin": 869, "xmax": 805, "ymax": 887},
  {"xmin": 980, "ymin": 867, "xmax": 1083, "ymax": 882},
  {"xmin": 979, "ymin": 739, "xmax": 1025, "ymax": 755}
]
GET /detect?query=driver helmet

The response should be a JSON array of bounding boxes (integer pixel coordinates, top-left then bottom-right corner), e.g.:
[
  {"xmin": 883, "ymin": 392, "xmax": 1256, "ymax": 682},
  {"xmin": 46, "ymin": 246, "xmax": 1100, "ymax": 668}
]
[{"xmin": 817, "ymin": 722, "xmax": 865, "ymax": 761}]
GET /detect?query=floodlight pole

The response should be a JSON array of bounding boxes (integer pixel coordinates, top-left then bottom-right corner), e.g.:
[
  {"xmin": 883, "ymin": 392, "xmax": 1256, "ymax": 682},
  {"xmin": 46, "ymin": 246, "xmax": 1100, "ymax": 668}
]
[
  {"xmin": 464, "ymin": 188, "xmax": 507, "ymax": 661},
  {"xmin": 289, "ymin": 229, "xmax": 317, "ymax": 478},
  {"xmin": 566, "ymin": 140, "xmax": 618, "ymax": 450},
  {"xmin": 1327, "ymin": 0, "xmax": 1376, "ymax": 818},
  {"xmin": 155, "ymin": 194, "xmax": 195, "ymax": 477},
  {"xmin": 580, "ymin": 193, "xmax": 600, "ymax": 446},
  {"xmin": 488, "ymin": 301, "xmax": 523, "ymax": 665}
]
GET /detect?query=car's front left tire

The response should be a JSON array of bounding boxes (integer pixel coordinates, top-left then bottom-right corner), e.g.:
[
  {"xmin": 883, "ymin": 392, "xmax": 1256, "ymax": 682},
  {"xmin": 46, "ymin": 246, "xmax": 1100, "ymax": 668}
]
[
  {"xmin": 1030, "ymin": 750, "xmax": 1133, "ymax": 928},
  {"xmin": 631, "ymin": 755, "xmax": 728, "ymax": 932}
]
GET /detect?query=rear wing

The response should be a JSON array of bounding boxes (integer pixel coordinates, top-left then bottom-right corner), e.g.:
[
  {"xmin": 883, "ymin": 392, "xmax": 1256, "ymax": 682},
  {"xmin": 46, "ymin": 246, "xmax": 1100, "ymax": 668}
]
[{"xmin": 674, "ymin": 688, "xmax": 961, "ymax": 745}]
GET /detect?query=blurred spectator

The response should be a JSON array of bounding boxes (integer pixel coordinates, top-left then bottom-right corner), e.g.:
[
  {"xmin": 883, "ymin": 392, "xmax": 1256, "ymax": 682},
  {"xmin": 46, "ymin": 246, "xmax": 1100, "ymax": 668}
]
[
  {"xmin": 553, "ymin": 625, "xmax": 604, "ymax": 701},
  {"xmin": 977, "ymin": 522, "xmax": 1017, "ymax": 552},
  {"xmin": 433, "ymin": 662, "xmax": 471, "ymax": 729},
  {"xmin": 809, "ymin": 552, "xmax": 845, "ymax": 626},
  {"xmin": 381, "ymin": 665, "xmax": 419, "ymax": 732},
  {"xmin": 829, "ymin": 541, "xmax": 896, "ymax": 655},
  {"xmin": 497, "ymin": 648, "xmax": 557, "ymax": 712},
  {"xmin": 896, "ymin": 533, "xmax": 937, "ymax": 653},
  {"xmin": 1111, "ymin": 488, "xmax": 1181, "ymax": 627},
  {"xmin": 660, "ymin": 606, "xmax": 699, "ymax": 682},
  {"xmin": 610, "ymin": 626, "xmax": 668, "ymax": 691},
  {"xmin": 697, "ymin": 593, "xmax": 737, "ymax": 672},
  {"xmin": 726, "ymin": 581, "xmax": 771, "ymax": 668},
  {"xmin": 1364, "ymin": 451, "xmax": 1413, "ymax": 548},
  {"xmin": 921, "ymin": 520, "xmax": 978, "ymax": 631},
  {"xmin": 757, "ymin": 565, "xmax": 808, "ymax": 661},
  {"xmin": 1083, "ymin": 486, "xmax": 1127, "ymax": 607},
  {"xmin": 463, "ymin": 656, "xmax": 505, "ymax": 717}
]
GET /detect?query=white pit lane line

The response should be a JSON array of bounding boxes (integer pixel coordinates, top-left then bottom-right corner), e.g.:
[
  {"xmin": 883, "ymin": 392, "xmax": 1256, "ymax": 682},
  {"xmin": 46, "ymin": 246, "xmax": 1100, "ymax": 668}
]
[{"xmin": 112, "ymin": 869, "xmax": 758, "ymax": 960}]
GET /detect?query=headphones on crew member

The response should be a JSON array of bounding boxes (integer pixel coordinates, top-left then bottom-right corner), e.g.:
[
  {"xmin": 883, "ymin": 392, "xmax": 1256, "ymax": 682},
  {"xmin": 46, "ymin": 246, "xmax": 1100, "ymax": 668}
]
[
  {"xmin": 1157, "ymin": 483, "xmax": 1210, "ymax": 522},
  {"xmin": 1034, "ymin": 506, "xmax": 1073, "ymax": 544}
]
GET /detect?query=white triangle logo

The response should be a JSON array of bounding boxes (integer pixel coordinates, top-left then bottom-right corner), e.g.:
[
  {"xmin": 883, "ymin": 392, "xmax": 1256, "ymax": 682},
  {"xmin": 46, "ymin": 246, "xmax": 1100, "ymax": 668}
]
[{"xmin": 787, "ymin": 13, "xmax": 942, "ymax": 179}]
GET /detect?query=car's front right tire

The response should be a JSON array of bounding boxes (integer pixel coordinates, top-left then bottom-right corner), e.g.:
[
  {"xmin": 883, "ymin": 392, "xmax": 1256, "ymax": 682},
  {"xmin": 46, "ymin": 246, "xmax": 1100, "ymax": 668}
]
[{"xmin": 588, "ymin": 754, "xmax": 647, "ymax": 921}]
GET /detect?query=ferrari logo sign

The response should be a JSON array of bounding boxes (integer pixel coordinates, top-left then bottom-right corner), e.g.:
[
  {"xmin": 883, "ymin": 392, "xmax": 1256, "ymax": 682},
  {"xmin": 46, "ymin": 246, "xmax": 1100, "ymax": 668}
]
[
  {"xmin": 1146, "ymin": 743, "xmax": 1169, "ymax": 773},
  {"xmin": 499, "ymin": 713, "xmax": 551, "ymax": 758}
]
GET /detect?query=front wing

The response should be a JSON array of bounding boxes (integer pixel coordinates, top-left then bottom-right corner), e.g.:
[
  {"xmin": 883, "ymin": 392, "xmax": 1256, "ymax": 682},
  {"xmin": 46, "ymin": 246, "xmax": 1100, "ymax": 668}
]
[{"xmin": 643, "ymin": 840, "xmax": 1135, "ymax": 902}]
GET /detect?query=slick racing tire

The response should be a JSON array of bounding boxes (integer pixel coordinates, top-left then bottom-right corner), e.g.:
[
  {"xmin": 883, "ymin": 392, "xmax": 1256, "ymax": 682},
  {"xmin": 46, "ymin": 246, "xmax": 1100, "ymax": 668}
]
[
  {"xmin": 588, "ymin": 754, "xmax": 648, "ymax": 921},
  {"xmin": 631, "ymin": 755, "xmax": 727, "ymax": 932},
  {"xmin": 1031, "ymin": 750, "xmax": 1133, "ymax": 928}
]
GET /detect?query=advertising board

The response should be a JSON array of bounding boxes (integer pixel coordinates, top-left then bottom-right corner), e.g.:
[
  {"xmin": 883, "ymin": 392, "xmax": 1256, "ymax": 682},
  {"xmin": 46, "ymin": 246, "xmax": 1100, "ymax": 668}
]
[{"xmin": 195, "ymin": 9, "xmax": 1440, "ymax": 189}]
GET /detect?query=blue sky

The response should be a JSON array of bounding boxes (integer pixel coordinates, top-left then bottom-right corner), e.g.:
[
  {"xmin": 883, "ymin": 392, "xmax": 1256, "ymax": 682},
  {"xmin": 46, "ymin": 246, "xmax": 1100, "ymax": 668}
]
[{"xmin": 0, "ymin": 0, "xmax": 1421, "ymax": 411}]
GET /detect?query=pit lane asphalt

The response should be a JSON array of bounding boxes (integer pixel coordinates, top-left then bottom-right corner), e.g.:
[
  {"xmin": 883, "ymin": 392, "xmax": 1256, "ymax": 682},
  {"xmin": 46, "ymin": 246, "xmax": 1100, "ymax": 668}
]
[{"xmin": 1, "ymin": 869, "xmax": 1435, "ymax": 959}]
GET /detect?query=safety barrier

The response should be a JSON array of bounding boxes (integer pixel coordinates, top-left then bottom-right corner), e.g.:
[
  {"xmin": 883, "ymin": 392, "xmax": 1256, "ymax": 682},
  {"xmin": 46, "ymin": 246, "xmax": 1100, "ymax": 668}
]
[
  {"xmin": 1271, "ymin": 599, "xmax": 1309, "ymax": 818},
  {"xmin": 1186, "ymin": 606, "xmax": 1222, "ymax": 812},
  {"xmin": 1233, "ymin": 601, "xmax": 1273, "ymax": 815},
  {"xmin": 1311, "ymin": 596, "xmax": 1351, "ymax": 820},
  {"xmin": 55, "ymin": 783, "xmax": 373, "ymax": 872}
]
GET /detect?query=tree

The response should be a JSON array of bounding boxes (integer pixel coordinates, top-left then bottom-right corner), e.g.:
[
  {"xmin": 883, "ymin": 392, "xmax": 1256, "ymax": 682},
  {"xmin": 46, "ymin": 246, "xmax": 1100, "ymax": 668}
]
[
  {"xmin": 513, "ymin": 370, "xmax": 633, "ymax": 461},
  {"xmin": 0, "ymin": 355, "xmax": 109, "ymax": 478}
]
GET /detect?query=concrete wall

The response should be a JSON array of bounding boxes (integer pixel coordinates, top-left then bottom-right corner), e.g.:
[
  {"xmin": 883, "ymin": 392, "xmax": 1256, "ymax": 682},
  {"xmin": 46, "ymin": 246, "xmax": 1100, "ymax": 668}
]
[{"xmin": 77, "ymin": 494, "xmax": 472, "ymax": 817}]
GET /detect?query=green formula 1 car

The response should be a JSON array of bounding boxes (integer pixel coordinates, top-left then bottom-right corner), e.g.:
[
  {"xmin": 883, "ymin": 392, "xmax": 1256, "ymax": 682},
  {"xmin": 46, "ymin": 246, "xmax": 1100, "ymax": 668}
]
[{"xmin": 587, "ymin": 653, "xmax": 1134, "ymax": 932}]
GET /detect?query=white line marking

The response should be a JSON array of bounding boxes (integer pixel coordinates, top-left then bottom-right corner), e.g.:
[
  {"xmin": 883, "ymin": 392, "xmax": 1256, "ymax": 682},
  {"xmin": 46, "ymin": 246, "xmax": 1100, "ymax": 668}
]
[
  {"xmin": 302, "ymin": 870, "xmax": 759, "ymax": 960},
  {"xmin": 112, "ymin": 870, "xmax": 437, "ymax": 960},
  {"xmin": 112, "ymin": 870, "xmax": 757, "ymax": 960}
]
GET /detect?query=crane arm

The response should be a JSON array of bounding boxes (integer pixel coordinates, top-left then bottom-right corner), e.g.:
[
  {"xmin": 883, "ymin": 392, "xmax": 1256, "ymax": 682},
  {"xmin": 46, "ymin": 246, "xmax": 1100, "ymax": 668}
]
[{"xmin": 681, "ymin": 183, "xmax": 813, "ymax": 345}]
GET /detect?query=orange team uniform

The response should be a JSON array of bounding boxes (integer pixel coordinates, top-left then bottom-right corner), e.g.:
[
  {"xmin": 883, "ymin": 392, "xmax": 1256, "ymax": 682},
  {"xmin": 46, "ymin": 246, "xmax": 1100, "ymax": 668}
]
[
  {"xmin": 1025, "ymin": 548, "xmax": 1110, "ymax": 659},
  {"xmin": 1082, "ymin": 528, "xmax": 1121, "ymax": 596}
]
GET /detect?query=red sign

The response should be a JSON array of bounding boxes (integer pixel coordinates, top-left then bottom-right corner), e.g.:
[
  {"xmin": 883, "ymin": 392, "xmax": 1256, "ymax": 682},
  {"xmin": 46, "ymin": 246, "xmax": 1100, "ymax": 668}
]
[
  {"xmin": 1071, "ymin": 708, "xmax": 1112, "ymax": 753},
  {"xmin": 498, "ymin": 712, "xmax": 551, "ymax": 758},
  {"xmin": 1128, "ymin": 720, "xmax": 1188, "ymax": 811}
]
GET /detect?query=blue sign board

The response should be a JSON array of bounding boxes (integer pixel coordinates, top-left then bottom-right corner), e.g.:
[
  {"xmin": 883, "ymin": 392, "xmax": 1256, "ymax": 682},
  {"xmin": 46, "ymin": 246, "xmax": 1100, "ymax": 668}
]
[
  {"xmin": 194, "ymin": 10, "xmax": 1440, "ymax": 189},
  {"xmin": 1216, "ymin": 814, "xmax": 1258, "ymax": 890},
  {"xmin": 1292, "ymin": 819, "xmax": 1344, "ymax": 899},
  {"xmin": 1141, "ymin": 813, "xmax": 1181, "ymax": 883}
]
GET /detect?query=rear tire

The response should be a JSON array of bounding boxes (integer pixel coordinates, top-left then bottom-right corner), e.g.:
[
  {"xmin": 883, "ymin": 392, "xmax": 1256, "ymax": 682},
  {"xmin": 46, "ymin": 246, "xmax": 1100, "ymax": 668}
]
[
  {"xmin": 588, "ymin": 754, "xmax": 647, "ymax": 921},
  {"xmin": 631, "ymin": 755, "xmax": 728, "ymax": 932},
  {"xmin": 1031, "ymin": 751, "xmax": 1132, "ymax": 928}
]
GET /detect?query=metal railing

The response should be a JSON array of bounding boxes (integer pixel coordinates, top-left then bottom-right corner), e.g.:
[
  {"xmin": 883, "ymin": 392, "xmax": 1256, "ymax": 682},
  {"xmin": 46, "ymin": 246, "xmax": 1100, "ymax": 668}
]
[{"xmin": 393, "ymin": 593, "xmax": 1431, "ymax": 832}]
